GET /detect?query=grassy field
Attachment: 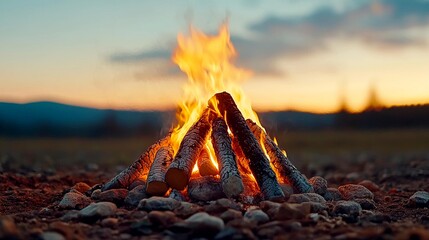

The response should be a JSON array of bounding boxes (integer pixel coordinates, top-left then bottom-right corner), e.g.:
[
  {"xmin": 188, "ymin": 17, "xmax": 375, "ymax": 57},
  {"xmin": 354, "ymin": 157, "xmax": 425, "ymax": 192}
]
[{"xmin": 1, "ymin": 128, "xmax": 428, "ymax": 171}]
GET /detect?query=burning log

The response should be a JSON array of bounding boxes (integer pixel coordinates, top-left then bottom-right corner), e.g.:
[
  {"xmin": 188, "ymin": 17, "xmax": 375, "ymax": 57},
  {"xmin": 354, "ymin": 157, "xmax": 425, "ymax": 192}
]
[
  {"xmin": 211, "ymin": 117, "xmax": 244, "ymax": 198},
  {"xmin": 246, "ymin": 119, "xmax": 314, "ymax": 193},
  {"xmin": 165, "ymin": 109, "xmax": 212, "ymax": 190},
  {"xmin": 197, "ymin": 147, "xmax": 218, "ymax": 176},
  {"xmin": 212, "ymin": 92, "xmax": 284, "ymax": 201},
  {"xmin": 145, "ymin": 145, "xmax": 174, "ymax": 196},
  {"xmin": 102, "ymin": 134, "xmax": 171, "ymax": 191}
]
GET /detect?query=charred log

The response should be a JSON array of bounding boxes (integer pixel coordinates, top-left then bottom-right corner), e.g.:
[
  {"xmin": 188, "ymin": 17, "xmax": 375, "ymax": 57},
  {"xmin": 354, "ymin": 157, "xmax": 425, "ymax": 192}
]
[
  {"xmin": 165, "ymin": 109, "xmax": 212, "ymax": 190},
  {"xmin": 197, "ymin": 147, "xmax": 218, "ymax": 176},
  {"xmin": 145, "ymin": 145, "xmax": 174, "ymax": 196},
  {"xmin": 102, "ymin": 134, "xmax": 171, "ymax": 191},
  {"xmin": 247, "ymin": 119, "xmax": 314, "ymax": 193},
  {"xmin": 211, "ymin": 92, "xmax": 284, "ymax": 201},
  {"xmin": 211, "ymin": 117, "xmax": 244, "ymax": 198}
]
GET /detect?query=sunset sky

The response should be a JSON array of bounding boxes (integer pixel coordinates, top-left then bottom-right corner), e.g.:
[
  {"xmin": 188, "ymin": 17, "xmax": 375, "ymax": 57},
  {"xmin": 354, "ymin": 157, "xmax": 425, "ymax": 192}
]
[{"xmin": 1, "ymin": 0, "xmax": 429, "ymax": 113}]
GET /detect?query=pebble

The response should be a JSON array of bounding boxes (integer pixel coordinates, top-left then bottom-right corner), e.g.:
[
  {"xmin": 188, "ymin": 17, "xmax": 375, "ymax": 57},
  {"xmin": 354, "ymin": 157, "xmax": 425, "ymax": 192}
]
[
  {"xmin": 98, "ymin": 189, "xmax": 129, "ymax": 205},
  {"xmin": 185, "ymin": 212, "xmax": 225, "ymax": 236},
  {"xmin": 169, "ymin": 189, "xmax": 187, "ymax": 202},
  {"xmin": 188, "ymin": 176, "xmax": 226, "ymax": 201},
  {"xmin": 309, "ymin": 176, "xmax": 328, "ymax": 196},
  {"xmin": 355, "ymin": 198, "xmax": 376, "ymax": 210},
  {"xmin": 48, "ymin": 221, "xmax": 74, "ymax": 239},
  {"xmin": 174, "ymin": 202, "xmax": 203, "ymax": 218},
  {"xmin": 334, "ymin": 200, "xmax": 362, "ymax": 216},
  {"xmin": 338, "ymin": 184, "xmax": 374, "ymax": 200},
  {"xmin": 138, "ymin": 196, "xmax": 180, "ymax": 211},
  {"xmin": 91, "ymin": 189, "xmax": 102, "ymax": 200},
  {"xmin": 71, "ymin": 182, "xmax": 91, "ymax": 194},
  {"xmin": 302, "ymin": 202, "xmax": 327, "ymax": 213},
  {"xmin": 280, "ymin": 184, "xmax": 293, "ymax": 200},
  {"xmin": 101, "ymin": 217, "xmax": 118, "ymax": 228},
  {"xmin": 358, "ymin": 180, "xmax": 380, "ymax": 192},
  {"xmin": 124, "ymin": 185, "xmax": 147, "ymax": 207},
  {"xmin": 220, "ymin": 209, "xmax": 243, "ymax": 223},
  {"xmin": 259, "ymin": 201, "xmax": 281, "ymax": 219},
  {"xmin": 288, "ymin": 193, "xmax": 326, "ymax": 204},
  {"xmin": 204, "ymin": 198, "xmax": 242, "ymax": 214},
  {"xmin": 274, "ymin": 203, "xmax": 311, "ymax": 220},
  {"xmin": 60, "ymin": 210, "xmax": 80, "ymax": 222},
  {"xmin": 408, "ymin": 191, "xmax": 429, "ymax": 207},
  {"xmin": 244, "ymin": 209, "xmax": 269, "ymax": 224},
  {"xmin": 0, "ymin": 216, "xmax": 19, "ymax": 239},
  {"xmin": 78, "ymin": 202, "xmax": 117, "ymax": 222},
  {"xmin": 58, "ymin": 192, "xmax": 92, "ymax": 209},
  {"xmin": 41, "ymin": 231, "xmax": 65, "ymax": 240},
  {"xmin": 323, "ymin": 188, "xmax": 343, "ymax": 201},
  {"xmin": 148, "ymin": 211, "xmax": 180, "ymax": 228}
]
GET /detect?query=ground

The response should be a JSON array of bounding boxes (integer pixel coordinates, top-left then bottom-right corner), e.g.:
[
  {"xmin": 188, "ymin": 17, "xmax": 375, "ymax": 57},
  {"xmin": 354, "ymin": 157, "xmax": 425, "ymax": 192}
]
[{"xmin": 1, "ymin": 129, "xmax": 429, "ymax": 239}]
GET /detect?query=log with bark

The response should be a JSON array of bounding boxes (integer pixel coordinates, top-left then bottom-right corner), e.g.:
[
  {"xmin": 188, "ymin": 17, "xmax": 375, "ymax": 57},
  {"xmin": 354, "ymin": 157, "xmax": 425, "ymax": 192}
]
[
  {"xmin": 211, "ymin": 117, "xmax": 244, "ymax": 198},
  {"xmin": 197, "ymin": 147, "xmax": 218, "ymax": 176},
  {"xmin": 165, "ymin": 108, "xmax": 212, "ymax": 190},
  {"xmin": 211, "ymin": 92, "xmax": 285, "ymax": 201},
  {"xmin": 102, "ymin": 134, "xmax": 171, "ymax": 191},
  {"xmin": 145, "ymin": 145, "xmax": 174, "ymax": 196},
  {"xmin": 246, "ymin": 119, "xmax": 314, "ymax": 193}
]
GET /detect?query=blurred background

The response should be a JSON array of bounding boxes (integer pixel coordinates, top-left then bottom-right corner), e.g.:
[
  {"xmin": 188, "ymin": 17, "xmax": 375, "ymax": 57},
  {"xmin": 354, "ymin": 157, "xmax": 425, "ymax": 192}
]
[{"xmin": 1, "ymin": 0, "xmax": 428, "ymax": 173}]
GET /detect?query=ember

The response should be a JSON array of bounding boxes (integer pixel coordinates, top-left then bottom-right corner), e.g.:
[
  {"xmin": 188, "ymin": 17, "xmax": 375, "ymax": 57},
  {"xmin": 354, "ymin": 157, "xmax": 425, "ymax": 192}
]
[{"xmin": 101, "ymin": 24, "xmax": 312, "ymax": 203}]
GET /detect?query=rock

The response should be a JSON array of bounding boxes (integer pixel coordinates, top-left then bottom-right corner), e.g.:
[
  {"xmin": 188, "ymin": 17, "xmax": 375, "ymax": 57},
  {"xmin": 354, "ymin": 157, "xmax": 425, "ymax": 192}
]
[
  {"xmin": 174, "ymin": 202, "xmax": 203, "ymax": 218},
  {"xmin": 41, "ymin": 231, "xmax": 65, "ymax": 240},
  {"xmin": 0, "ymin": 216, "xmax": 19, "ymax": 239},
  {"xmin": 148, "ymin": 211, "xmax": 180, "ymax": 228},
  {"xmin": 169, "ymin": 189, "xmax": 187, "ymax": 202},
  {"xmin": 71, "ymin": 182, "xmax": 91, "ymax": 194},
  {"xmin": 204, "ymin": 198, "xmax": 242, "ymax": 214},
  {"xmin": 60, "ymin": 210, "xmax": 80, "ymax": 222},
  {"xmin": 345, "ymin": 172, "xmax": 360, "ymax": 182},
  {"xmin": 407, "ymin": 191, "xmax": 429, "ymax": 207},
  {"xmin": 274, "ymin": 203, "xmax": 311, "ymax": 220},
  {"xmin": 302, "ymin": 202, "xmax": 327, "ymax": 213},
  {"xmin": 288, "ymin": 193, "xmax": 326, "ymax": 204},
  {"xmin": 355, "ymin": 198, "xmax": 376, "ymax": 210},
  {"xmin": 138, "ymin": 196, "xmax": 180, "ymax": 211},
  {"xmin": 129, "ymin": 180, "xmax": 145, "ymax": 190},
  {"xmin": 48, "ymin": 221, "xmax": 74, "ymax": 239},
  {"xmin": 259, "ymin": 201, "xmax": 281, "ymax": 219},
  {"xmin": 257, "ymin": 221, "xmax": 302, "ymax": 239},
  {"xmin": 188, "ymin": 176, "xmax": 226, "ymax": 201},
  {"xmin": 185, "ymin": 212, "xmax": 224, "ymax": 236},
  {"xmin": 358, "ymin": 180, "xmax": 380, "ymax": 192},
  {"xmin": 78, "ymin": 202, "xmax": 117, "ymax": 222},
  {"xmin": 323, "ymin": 188, "xmax": 343, "ymax": 201},
  {"xmin": 58, "ymin": 192, "xmax": 92, "ymax": 209},
  {"xmin": 309, "ymin": 176, "xmax": 328, "ymax": 196},
  {"xmin": 338, "ymin": 184, "xmax": 374, "ymax": 200},
  {"xmin": 244, "ymin": 209, "xmax": 269, "ymax": 224},
  {"xmin": 124, "ymin": 185, "xmax": 147, "ymax": 207},
  {"xmin": 334, "ymin": 200, "xmax": 362, "ymax": 223},
  {"xmin": 101, "ymin": 217, "xmax": 118, "ymax": 228},
  {"xmin": 220, "ymin": 209, "xmax": 243, "ymax": 223},
  {"xmin": 280, "ymin": 184, "xmax": 293, "ymax": 200},
  {"xmin": 214, "ymin": 227, "xmax": 237, "ymax": 240},
  {"xmin": 91, "ymin": 189, "xmax": 102, "ymax": 200},
  {"xmin": 98, "ymin": 189, "xmax": 128, "ymax": 205}
]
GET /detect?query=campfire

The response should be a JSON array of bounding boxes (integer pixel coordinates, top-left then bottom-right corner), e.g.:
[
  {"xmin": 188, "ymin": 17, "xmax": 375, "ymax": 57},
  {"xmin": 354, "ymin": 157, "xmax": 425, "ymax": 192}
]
[{"xmin": 101, "ymin": 24, "xmax": 313, "ymax": 203}]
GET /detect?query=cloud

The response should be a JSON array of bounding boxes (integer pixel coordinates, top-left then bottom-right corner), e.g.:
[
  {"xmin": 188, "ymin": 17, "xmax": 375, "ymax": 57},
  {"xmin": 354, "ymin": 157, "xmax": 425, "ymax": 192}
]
[{"xmin": 109, "ymin": 0, "xmax": 429, "ymax": 79}]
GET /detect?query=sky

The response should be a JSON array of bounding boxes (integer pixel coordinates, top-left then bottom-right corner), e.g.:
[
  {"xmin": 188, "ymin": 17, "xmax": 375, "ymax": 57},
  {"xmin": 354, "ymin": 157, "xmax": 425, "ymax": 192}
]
[{"xmin": 1, "ymin": 0, "xmax": 429, "ymax": 113}]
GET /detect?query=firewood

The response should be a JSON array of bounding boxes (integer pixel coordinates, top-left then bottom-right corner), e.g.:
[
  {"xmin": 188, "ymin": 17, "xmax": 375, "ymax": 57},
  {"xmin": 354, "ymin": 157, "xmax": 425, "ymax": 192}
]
[
  {"xmin": 211, "ymin": 92, "xmax": 284, "ymax": 201},
  {"xmin": 246, "ymin": 119, "xmax": 314, "ymax": 193},
  {"xmin": 197, "ymin": 147, "xmax": 218, "ymax": 176},
  {"xmin": 145, "ymin": 145, "xmax": 174, "ymax": 196},
  {"xmin": 165, "ymin": 108, "xmax": 212, "ymax": 190},
  {"xmin": 102, "ymin": 134, "xmax": 171, "ymax": 191},
  {"xmin": 211, "ymin": 117, "xmax": 244, "ymax": 198}
]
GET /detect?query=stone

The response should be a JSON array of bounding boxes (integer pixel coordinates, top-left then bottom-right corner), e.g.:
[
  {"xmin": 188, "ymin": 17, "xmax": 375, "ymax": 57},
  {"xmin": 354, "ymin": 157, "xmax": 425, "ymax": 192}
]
[
  {"xmin": 78, "ymin": 202, "xmax": 117, "ymax": 223},
  {"xmin": 244, "ymin": 209, "xmax": 269, "ymax": 224},
  {"xmin": 259, "ymin": 201, "xmax": 281, "ymax": 219},
  {"xmin": 214, "ymin": 227, "xmax": 237, "ymax": 240},
  {"xmin": 355, "ymin": 198, "xmax": 376, "ymax": 210},
  {"xmin": 338, "ymin": 184, "xmax": 374, "ymax": 200},
  {"xmin": 138, "ymin": 196, "xmax": 180, "ymax": 211},
  {"xmin": 169, "ymin": 189, "xmax": 187, "ymax": 202},
  {"xmin": 48, "ymin": 221, "xmax": 74, "ymax": 239},
  {"xmin": 185, "ymin": 212, "xmax": 224, "ymax": 236},
  {"xmin": 274, "ymin": 203, "xmax": 311, "ymax": 220},
  {"xmin": 148, "ymin": 211, "xmax": 180, "ymax": 228},
  {"xmin": 323, "ymin": 188, "xmax": 343, "ymax": 201},
  {"xmin": 288, "ymin": 193, "xmax": 326, "ymax": 204},
  {"xmin": 280, "ymin": 184, "xmax": 293, "ymax": 200},
  {"xmin": 358, "ymin": 180, "xmax": 380, "ymax": 192},
  {"xmin": 101, "ymin": 217, "xmax": 118, "ymax": 228},
  {"xmin": 60, "ymin": 210, "xmax": 80, "ymax": 222},
  {"xmin": 257, "ymin": 221, "xmax": 302, "ymax": 239},
  {"xmin": 41, "ymin": 231, "xmax": 65, "ymax": 240},
  {"xmin": 174, "ymin": 202, "xmax": 203, "ymax": 218},
  {"xmin": 124, "ymin": 185, "xmax": 147, "ymax": 207},
  {"xmin": 98, "ymin": 189, "xmax": 129, "ymax": 205},
  {"xmin": 188, "ymin": 176, "xmax": 226, "ymax": 202},
  {"xmin": 71, "ymin": 182, "xmax": 91, "ymax": 194},
  {"xmin": 129, "ymin": 179, "xmax": 145, "ymax": 190},
  {"xmin": 302, "ymin": 202, "xmax": 327, "ymax": 213},
  {"xmin": 58, "ymin": 192, "xmax": 92, "ymax": 209},
  {"xmin": 91, "ymin": 189, "xmax": 102, "ymax": 200},
  {"xmin": 204, "ymin": 198, "xmax": 242, "ymax": 214},
  {"xmin": 0, "ymin": 216, "xmax": 19, "ymax": 239},
  {"xmin": 219, "ymin": 209, "xmax": 243, "ymax": 223},
  {"xmin": 309, "ymin": 176, "xmax": 328, "ymax": 196},
  {"xmin": 408, "ymin": 191, "xmax": 429, "ymax": 207},
  {"xmin": 334, "ymin": 200, "xmax": 362, "ymax": 217}
]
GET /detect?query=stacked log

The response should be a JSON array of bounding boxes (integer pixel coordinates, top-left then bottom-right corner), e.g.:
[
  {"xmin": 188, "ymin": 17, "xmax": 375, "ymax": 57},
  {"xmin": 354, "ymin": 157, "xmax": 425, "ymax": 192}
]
[
  {"xmin": 197, "ymin": 147, "xmax": 218, "ymax": 176},
  {"xmin": 145, "ymin": 145, "xmax": 174, "ymax": 196}
]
